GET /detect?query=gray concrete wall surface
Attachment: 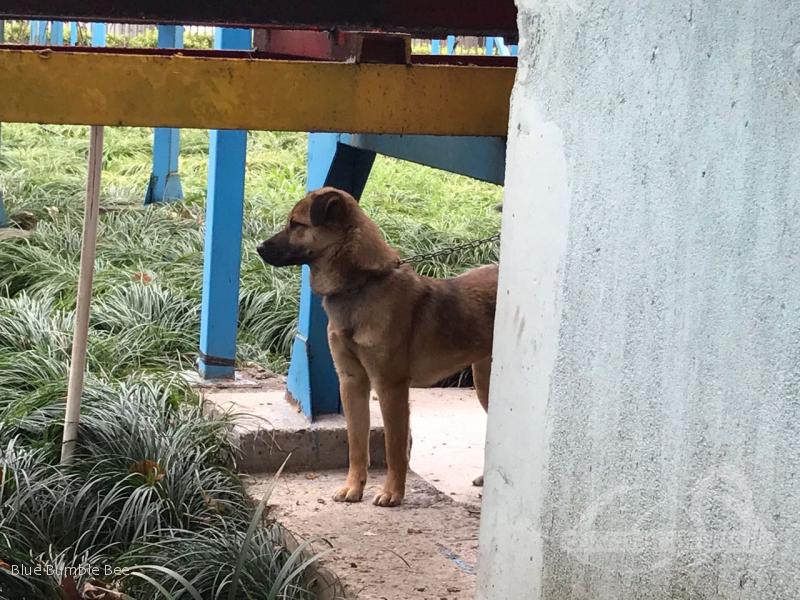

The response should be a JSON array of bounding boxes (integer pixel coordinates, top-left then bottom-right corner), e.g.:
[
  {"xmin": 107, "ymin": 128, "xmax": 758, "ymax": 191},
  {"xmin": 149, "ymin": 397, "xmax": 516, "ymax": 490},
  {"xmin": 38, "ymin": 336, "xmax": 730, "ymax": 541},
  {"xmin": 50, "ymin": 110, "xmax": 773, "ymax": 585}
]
[{"xmin": 478, "ymin": 1, "xmax": 800, "ymax": 598}]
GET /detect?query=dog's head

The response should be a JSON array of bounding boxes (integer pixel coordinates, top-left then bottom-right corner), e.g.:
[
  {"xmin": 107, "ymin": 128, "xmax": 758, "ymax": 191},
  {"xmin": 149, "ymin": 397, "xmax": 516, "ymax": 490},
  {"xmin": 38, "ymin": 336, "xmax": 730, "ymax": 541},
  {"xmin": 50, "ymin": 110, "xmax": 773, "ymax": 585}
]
[{"xmin": 257, "ymin": 187, "xmax": 358, "ymax": 267}]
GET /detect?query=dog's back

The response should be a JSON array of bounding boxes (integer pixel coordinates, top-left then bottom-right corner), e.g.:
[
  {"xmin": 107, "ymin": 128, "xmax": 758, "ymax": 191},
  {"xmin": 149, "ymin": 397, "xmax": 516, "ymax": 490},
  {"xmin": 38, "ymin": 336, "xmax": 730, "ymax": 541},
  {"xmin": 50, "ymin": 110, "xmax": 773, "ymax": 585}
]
[{"xmin": 407, "ymin": 264, "xmax": 498, "ymax": 387}]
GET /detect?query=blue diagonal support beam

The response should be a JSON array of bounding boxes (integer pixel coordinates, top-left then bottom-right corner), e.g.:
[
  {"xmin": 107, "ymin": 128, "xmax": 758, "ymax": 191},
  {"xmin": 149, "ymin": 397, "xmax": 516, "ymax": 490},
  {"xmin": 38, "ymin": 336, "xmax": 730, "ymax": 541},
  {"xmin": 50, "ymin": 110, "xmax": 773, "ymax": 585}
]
[
  {"xmin": 198, "ymin": 27, "xmax": 251, "ymax": 380},
  {"xmin": 144, "ymin": 25, "xmax": 185, "ymax": 205},
  {"xmin": 29, "ymin": 20, "xmax": 47, "ymax": 44},
  {"xmin": 287, "ymin": 135, "xmax": 376, "ymax": 417},
  {"xmin": 50, "ymin": 21, "xmax": 63, "ymax": 45},
  {"xmin": 345, "ymin": 134, "xmax": 506, "ymax": 185},
  {"xmin": 494, "ymin": 37, "xmax": 510, "ymax": 57}
]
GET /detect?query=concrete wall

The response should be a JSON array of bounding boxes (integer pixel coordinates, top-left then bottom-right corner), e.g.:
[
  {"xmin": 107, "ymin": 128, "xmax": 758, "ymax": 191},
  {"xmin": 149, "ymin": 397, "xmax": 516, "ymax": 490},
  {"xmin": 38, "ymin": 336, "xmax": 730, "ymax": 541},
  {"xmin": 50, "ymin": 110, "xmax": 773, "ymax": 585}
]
[{"xmin": 478, "ymin": 1, "xmax": 800, "ymax": 598}]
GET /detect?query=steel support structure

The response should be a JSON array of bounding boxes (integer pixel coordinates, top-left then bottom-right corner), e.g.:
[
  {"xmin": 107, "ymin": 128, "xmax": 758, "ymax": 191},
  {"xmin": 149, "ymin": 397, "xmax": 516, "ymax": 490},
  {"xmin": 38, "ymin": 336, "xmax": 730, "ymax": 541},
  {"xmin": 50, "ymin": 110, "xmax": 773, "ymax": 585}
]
[
  {"xmin": 346, "ymin": 134, "xmax": 505, "ymax": 185},
  {"xmin": 0, "ymin": 47, "xmax": 514, "ymax": 135},
  {"xmin": 50, "ymin": 21, "xmax": 63, "ymax": 45},
  {"xmin": 144, "ymin": 25, "xmax": 185, "ymax": 205},
  {"xmin": 198, "ymin": 27, "xmax": 252, "ymax": 379},
  {"xmin": 0, "ymin": 14, "xmax": 513, "ymax": 406}
]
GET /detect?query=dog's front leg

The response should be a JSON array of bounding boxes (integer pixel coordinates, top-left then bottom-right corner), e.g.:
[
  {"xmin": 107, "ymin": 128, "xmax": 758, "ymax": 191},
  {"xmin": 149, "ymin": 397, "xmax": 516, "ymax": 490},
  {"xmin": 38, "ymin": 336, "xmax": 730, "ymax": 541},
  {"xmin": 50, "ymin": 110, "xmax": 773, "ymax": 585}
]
[
  {"xmin": 330, "ymin": 332, "xmax": 371, "ymax": 503},
  {"xmin": 374, "ymin": 382, "xmax": 410, "ymax": 507}
]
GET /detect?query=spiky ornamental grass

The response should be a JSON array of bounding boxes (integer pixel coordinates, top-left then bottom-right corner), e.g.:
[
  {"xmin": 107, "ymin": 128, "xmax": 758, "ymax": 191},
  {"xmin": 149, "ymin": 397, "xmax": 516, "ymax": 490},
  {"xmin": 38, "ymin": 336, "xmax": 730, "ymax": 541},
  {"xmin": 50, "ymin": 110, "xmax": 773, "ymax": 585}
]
[
  {"xmin": 0, "ymin": 124, "xmax": 500, "ymax": 380},
  {"xmin": 0, "ymin": 124, "xmax": 500, "ymax": 598},
  {"xmin": 0, "ymin": 378, "xmax": 327, "ymax": 600}
]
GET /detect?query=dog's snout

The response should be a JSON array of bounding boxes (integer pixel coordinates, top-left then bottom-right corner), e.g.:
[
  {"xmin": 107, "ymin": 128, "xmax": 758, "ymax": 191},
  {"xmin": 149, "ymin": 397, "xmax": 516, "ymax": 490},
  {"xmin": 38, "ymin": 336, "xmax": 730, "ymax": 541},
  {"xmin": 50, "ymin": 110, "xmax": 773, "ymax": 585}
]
[
  {"xmin": 257, "ymin": 235, "xmax": 310, "ymax": 267},
  {"xmin": 256, "ymin": 239, "xmax": 272, "ymax": 259}
]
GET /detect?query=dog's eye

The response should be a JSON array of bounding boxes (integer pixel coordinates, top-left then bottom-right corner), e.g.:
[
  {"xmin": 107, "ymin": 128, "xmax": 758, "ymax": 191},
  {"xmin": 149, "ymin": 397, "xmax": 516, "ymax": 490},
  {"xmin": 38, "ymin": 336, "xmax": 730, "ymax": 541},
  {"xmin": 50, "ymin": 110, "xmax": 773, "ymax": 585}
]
[{"xmin": 289, "ymin": 220, "xmax": 304, "ymax": 230}]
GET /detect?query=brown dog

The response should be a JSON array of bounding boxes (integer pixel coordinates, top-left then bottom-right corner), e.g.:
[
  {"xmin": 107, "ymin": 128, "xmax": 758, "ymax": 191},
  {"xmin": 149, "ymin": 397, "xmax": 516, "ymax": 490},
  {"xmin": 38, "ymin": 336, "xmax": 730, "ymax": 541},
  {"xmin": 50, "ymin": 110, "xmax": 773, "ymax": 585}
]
[{"xmin": 258, "ymin": 187, "xmax": 497, "ymax": 507}]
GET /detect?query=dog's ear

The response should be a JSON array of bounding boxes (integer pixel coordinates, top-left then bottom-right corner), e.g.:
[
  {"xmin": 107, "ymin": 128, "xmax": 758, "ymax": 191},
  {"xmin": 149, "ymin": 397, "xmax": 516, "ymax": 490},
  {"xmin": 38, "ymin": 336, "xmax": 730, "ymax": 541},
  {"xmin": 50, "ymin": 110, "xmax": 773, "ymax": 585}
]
[{"xmin": 310, "ymin": 189, "xmax": 345, "ymax": 226}]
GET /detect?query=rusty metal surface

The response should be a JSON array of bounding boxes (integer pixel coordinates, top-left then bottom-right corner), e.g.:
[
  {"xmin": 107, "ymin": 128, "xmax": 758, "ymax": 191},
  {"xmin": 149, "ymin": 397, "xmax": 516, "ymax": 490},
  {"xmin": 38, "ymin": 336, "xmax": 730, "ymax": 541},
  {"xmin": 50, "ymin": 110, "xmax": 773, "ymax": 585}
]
[
  {"xmin": 0, "ymin": 43, "xmax": 517, "ymax": 67},
  {"xmin": 0, "ymin": 0, "xmax": 517, "ymax": 37},
  {"xmin": 0, "ymin": 47, "xmax": 515, "ymax": 135}
]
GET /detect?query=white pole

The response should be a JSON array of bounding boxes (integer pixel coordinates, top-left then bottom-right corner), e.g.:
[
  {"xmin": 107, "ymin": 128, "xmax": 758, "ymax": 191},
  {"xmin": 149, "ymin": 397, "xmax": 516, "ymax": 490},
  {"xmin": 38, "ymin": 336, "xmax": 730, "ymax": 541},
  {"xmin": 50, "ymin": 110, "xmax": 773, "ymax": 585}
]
[{"xmin": 61, "ymin": 125, "xmax": 104, "ymax": 465}]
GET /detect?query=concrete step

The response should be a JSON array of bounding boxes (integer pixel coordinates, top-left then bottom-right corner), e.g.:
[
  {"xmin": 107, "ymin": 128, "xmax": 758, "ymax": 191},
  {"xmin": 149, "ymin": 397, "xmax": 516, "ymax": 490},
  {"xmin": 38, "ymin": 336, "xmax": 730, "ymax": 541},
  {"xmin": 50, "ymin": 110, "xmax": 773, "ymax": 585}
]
[
  {"xmin": 204, "ymin": 382, "xmax": 487, "ymax": 505},
  {"xmin": 205, "ymin": 388, "xmax": 386, "ymax": 473}
]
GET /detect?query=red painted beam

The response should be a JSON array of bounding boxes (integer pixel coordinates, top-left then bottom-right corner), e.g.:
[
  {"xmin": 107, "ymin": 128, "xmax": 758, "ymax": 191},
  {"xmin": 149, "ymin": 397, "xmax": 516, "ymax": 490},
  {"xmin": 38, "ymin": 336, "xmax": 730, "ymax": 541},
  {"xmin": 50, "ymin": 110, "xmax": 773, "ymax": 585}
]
[
  {"xmin": 254, "ymin": 30, "xmax": 416, "ymax": 64},
  {"xmin": 0, "ymin": 1, "xmax": 517, "ymax": 37},
  {"xmin": 253, "ymin": 30, "xmax": 359, "ymax": 62}
]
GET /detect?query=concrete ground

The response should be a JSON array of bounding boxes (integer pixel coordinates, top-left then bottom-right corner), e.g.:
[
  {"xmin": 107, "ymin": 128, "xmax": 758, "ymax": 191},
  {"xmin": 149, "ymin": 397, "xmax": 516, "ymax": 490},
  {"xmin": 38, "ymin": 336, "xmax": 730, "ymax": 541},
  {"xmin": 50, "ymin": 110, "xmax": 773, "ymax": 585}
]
[
  {"xmin": 407, "ymin": 388, "xmax": 487, "ymax": 506},
  {"xmin": 249, "ymin": 469, "xmax": 482, "ymax": 600},
  {"xmin": 208, "ymin": 384, "xmax": 487, "ymax": 599}
]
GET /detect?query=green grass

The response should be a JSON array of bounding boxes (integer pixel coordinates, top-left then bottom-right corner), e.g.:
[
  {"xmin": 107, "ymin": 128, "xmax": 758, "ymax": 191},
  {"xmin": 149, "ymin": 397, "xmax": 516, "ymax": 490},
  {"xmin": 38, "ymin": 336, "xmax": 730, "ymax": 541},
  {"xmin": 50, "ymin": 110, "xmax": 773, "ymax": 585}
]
[
  {"xmin": 0, "ymin": 124, "xmax": 500, "ymax": 598},
  {"xmin": 1, "ymin": 377, "xmax": 326, "ymax": 599},
  {"xmin": 0, "ymin": 125, "xmax": 500, "ymax": 376}
]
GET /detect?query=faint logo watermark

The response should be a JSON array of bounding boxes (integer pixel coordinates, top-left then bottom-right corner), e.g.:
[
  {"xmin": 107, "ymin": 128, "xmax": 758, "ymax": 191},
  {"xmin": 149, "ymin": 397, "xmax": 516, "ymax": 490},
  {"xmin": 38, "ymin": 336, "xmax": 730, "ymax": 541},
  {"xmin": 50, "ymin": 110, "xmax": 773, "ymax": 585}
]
[{"xmin": 556, "ymin": 465, "xmax": 776, "ymax": 574}]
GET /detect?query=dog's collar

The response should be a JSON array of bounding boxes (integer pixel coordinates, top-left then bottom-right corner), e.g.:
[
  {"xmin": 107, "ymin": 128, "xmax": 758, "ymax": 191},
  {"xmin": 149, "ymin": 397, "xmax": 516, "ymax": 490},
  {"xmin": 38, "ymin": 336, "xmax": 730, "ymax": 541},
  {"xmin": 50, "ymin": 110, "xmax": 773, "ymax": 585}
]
[{"xmin": 322, "ymin": 265, "xmax": 399, "ymax": 298}]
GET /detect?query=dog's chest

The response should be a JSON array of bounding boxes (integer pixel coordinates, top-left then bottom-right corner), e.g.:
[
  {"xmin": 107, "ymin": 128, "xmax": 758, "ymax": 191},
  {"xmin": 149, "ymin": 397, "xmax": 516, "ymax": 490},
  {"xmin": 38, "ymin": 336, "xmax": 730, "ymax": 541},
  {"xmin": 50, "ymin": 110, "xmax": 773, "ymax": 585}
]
[{"xmin": 324, "ymin": 297, "xmax": 386, "ymax": 350}]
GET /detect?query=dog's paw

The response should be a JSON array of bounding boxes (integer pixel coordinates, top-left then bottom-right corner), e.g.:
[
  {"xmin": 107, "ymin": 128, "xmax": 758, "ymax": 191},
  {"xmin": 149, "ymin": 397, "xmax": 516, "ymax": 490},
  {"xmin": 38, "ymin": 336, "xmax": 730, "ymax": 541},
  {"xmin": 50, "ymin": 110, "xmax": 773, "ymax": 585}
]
[
  {"xmin": 333, "ymin": 484, "xmax": 364, "ymax": 503},
  {"xmin": 372, "ymin": 489, "xmax": 404, "ymax": 507},
  {"xmin": 472, "ymin": 474, "xmax": 484, "ymax": 487}
]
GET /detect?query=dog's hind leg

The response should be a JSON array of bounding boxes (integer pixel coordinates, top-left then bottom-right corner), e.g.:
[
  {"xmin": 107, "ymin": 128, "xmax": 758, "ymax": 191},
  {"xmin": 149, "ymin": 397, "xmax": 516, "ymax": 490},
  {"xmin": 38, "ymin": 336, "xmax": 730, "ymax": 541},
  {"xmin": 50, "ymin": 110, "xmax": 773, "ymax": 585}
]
[
  {"xmin": 471, "ymin": 357, "xmax": 492, "ymax": 487},
  {"xmin": 329, "ymin": 332, "xmax": 371, "ymax": 503},
  {"xmin": 472, "ymin": 357, "xmax": 491, "ymax": 413},
  {"xmin": 373, "ymin": 382, "xmax": 411, "ymax": 507}
]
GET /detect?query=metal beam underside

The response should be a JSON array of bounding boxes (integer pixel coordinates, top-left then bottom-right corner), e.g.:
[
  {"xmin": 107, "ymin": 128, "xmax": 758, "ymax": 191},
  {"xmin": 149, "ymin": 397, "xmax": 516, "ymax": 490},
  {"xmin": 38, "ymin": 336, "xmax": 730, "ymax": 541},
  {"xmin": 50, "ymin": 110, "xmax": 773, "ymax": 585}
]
[
  {"xmin": 345, "ymin": 134, "xmax": 506, "ymax": 185},
  {"xmin": 0, "ymin": 48, "xmax": 514, "ymax": 136},
  {"xmin": 0, "ymin": 1, "xmax": 517, "ymax": 37}
]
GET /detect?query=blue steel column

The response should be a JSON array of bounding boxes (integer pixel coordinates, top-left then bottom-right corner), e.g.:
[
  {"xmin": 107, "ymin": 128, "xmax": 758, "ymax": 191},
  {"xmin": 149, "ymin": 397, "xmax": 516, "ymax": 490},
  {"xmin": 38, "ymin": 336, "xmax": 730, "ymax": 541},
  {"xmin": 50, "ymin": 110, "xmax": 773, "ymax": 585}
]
[
  {"xmin": 50, "ymin": 21, "xmax": 63, "ymax": 45},
  {"xmin": 486, "ymin": 36, "xmax": 517, "ymax": 57},
  {"xmin": 69, "ymin": 22, "xmax": 78, "ymax": 45},
  {"xmin": 29, "ymin": 21, "xmax": 47, "ymax": 44},
  {"xmin": 198, "ymin": 27, "xmax": 252, "ymax": 379},
  {"xmin": 431, "ymin": 39, "xmax": 441, "ymax": 54},
  {"xmin": 287, "ymin": 135, "xmax": 375, "ymax": 418},
  {"xmin": 144, "ymin": 25, "xmax": 185, "ymax": 205},
  {"xmin": 446, "ymin": 35, "xmax": 456, "ymax": 54},
  {"xmin": 90, "ymin": 23, "xmax": 106, "ymax": 47}
]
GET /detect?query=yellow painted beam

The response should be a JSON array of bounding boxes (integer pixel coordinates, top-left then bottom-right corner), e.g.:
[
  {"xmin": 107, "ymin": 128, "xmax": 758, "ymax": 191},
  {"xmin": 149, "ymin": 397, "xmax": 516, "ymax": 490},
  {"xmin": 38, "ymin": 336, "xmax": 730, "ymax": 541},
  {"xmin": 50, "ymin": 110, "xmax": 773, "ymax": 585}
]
[{"xmin": 0, "ymin": 49, "xmax": 514, "ymax": 136}]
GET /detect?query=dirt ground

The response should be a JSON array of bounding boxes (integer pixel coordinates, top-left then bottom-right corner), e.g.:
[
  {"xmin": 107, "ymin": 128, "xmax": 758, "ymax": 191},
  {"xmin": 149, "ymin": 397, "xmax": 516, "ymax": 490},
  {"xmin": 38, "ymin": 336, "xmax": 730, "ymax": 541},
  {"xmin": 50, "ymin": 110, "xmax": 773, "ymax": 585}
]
[{"xmin": 247, "ymin": 469, "xmax": 482, "ymax": 600}]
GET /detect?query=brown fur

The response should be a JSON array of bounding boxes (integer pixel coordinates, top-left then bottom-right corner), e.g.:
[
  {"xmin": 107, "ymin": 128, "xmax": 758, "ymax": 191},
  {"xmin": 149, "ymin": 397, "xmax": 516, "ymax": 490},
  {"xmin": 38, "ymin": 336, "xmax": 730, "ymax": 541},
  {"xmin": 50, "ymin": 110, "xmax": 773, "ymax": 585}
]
[{"xmin": 258, "ymin": 187, "xmax": 497, "ymax": 507}]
